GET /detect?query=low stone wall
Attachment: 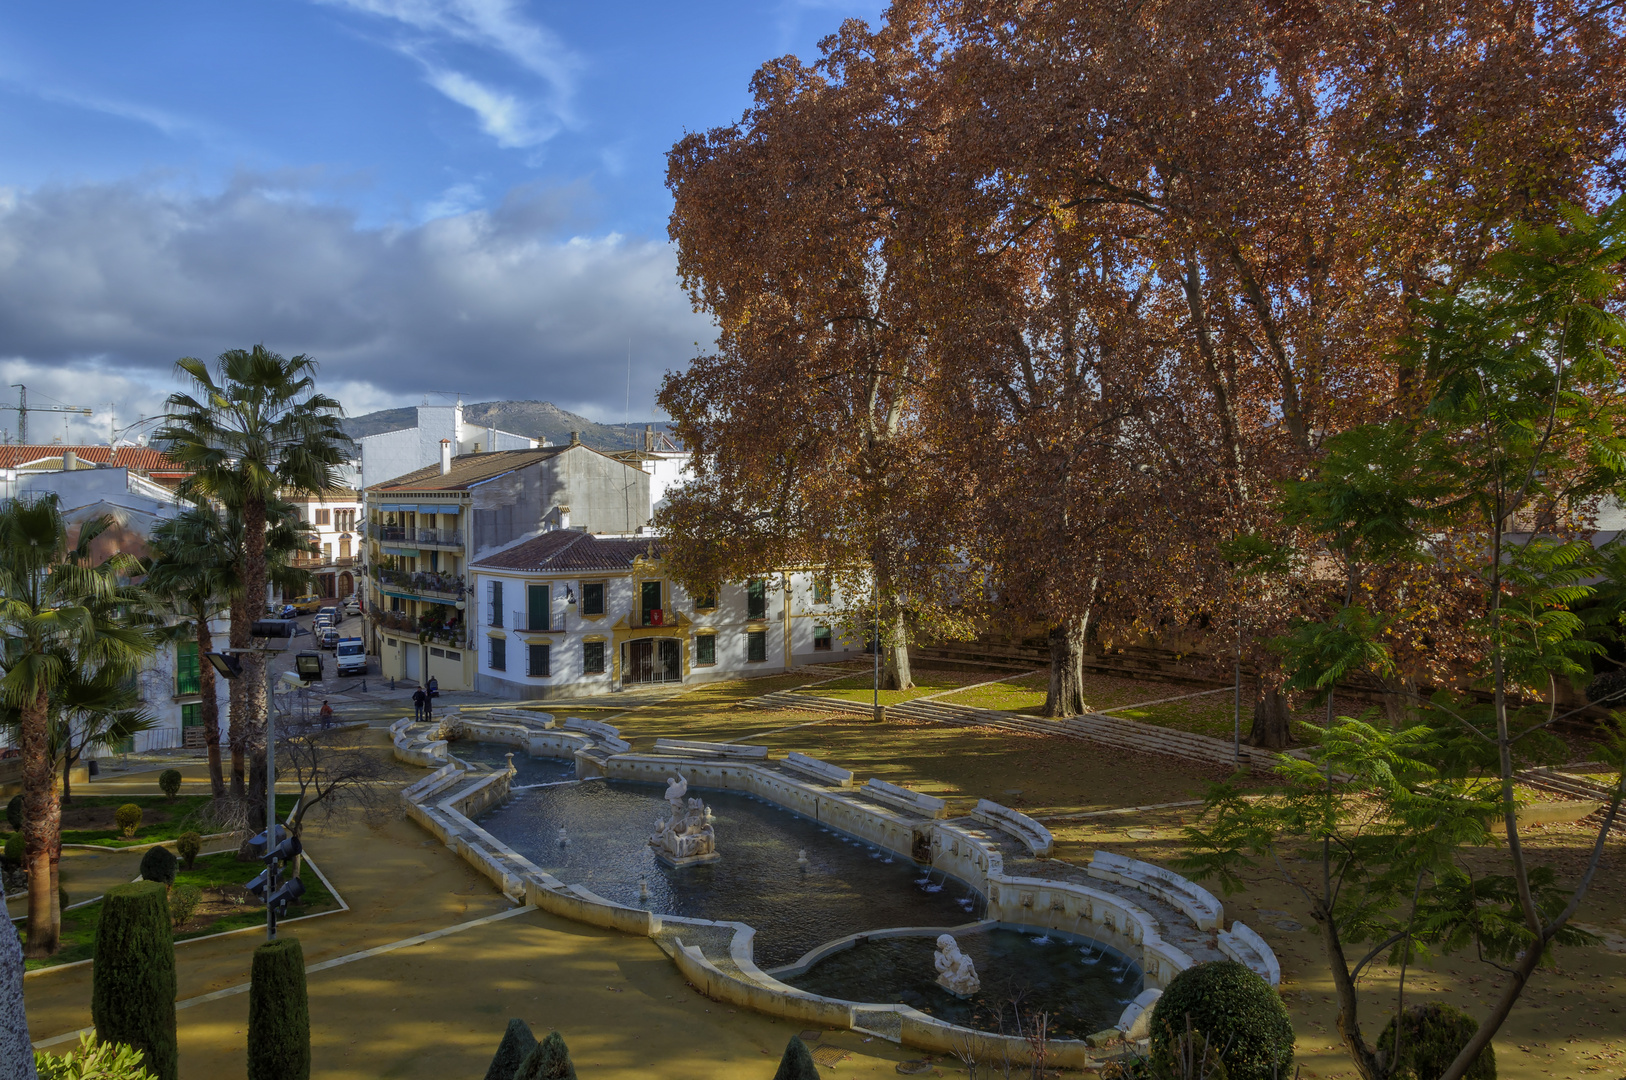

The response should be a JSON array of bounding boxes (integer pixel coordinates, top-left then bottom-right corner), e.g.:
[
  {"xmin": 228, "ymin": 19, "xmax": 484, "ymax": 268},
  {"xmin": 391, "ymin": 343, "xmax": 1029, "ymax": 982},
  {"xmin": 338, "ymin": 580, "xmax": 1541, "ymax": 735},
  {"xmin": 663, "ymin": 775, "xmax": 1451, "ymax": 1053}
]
[{"xmin": 395, "ymin": 722, "xmax": 1278, "ymax": 1063}]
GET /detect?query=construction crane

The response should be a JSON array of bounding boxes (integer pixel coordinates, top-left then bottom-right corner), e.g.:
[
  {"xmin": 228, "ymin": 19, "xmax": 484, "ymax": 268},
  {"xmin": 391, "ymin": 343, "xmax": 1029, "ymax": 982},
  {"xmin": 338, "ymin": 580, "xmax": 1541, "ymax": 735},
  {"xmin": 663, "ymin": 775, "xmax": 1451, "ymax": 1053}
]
[{"xmin": 2, "ymin": 385, "xmax": 93, "ymax": 444}]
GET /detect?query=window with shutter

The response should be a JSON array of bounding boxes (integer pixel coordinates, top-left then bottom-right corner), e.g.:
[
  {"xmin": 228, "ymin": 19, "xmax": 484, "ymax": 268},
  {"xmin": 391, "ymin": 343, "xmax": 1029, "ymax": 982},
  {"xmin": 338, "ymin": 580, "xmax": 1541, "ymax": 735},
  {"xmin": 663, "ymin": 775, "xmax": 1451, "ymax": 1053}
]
[
  {"xmin": 528, "ymin": 643, "xmax": 551, "ymax": 678},
  {"xmin": 488, "ymin": 580, "xmax": 503, "ymax": 627}
]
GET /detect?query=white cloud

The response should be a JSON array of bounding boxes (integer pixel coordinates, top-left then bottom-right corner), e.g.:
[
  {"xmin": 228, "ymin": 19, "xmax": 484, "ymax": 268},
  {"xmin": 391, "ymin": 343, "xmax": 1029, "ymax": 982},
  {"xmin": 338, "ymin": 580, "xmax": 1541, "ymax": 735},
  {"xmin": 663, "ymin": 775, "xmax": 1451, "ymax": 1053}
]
[
  {"xmin": 0, "ymin": 177, "xmax": 711, "ymax": 421},
  {"xmin": 423, "ymin": 67, "xmax": 553, "ymax": 148},
  {"xmin": 316, "ymin": 0, "xmax": 579, "ymax": 148}
]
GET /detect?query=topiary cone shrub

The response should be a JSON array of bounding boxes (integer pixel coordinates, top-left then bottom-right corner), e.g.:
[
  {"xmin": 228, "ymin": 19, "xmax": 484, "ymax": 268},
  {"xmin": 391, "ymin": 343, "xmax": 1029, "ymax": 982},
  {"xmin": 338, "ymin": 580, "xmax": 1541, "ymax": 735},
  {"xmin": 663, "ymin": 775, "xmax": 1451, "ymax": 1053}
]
[
  {"xmin": 1148, "ymin": 961, "xmax": 1293, "ymax": 1080},
  {"xmin": 157, "ymin": 770, "xmax": 182, "ymax": 800},
  {"xmin": 114, "ymin": 804, "xmax": 143, "ymax": 839},
  {"xmin": 175, "ymin": 832, "xmax": 202, "ymax": 870},
  {"xmin": 138, "ymin": 846, "xmax": 178, "ymax": 888},
  {"xmin": 91, "ymin": 881, "xmax": 177, "ymax": 1080},
  {"xmin": 484, "ymin": 1018, "xmax": 538, "ymax": 1080},
  {"xmin": 2, "ymin": 832, "xmax": 21, "ymax": 868},
  {"xmin": 1377, "ymin": 1002, "xmax": 1496, "ymax": 1080},
  {"xmin": 772, "ymin": 1035, "xmax": 820, "ymax": 1080},
  {"xmin": 5, "ymin": 793, "xmax": 21, "ymax": 832},
  {"xmin": 248, "ymin": 937, "xmax": 310, "ymax": 1080},
  {"xmin": 514, "ymin": 1031, "xmax": 576, "ymax": 1080}
]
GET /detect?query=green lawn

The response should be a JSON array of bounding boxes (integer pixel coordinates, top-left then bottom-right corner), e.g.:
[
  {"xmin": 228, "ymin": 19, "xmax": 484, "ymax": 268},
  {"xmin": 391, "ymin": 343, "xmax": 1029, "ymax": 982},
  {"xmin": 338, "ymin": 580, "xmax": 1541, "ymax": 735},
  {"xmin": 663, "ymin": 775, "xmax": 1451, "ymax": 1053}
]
[
  {"xmin": 48, "ymin": 794, "xmax": 299, "ymax": 848},
  {"xmin": 23, "ymin": 846, "xmax": 339, "ymax": 971},
  {"xmin": 791, "ymin": 665, "xmax": 993, "ymax": 705}
]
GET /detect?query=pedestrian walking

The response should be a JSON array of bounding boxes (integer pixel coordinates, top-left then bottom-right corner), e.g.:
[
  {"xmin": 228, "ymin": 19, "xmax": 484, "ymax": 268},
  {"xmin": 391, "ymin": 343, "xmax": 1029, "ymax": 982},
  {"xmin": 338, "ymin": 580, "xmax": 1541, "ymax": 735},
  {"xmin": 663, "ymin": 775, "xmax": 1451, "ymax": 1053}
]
[{"xmin": 319, "ymin": 700, "xmax": 334, "ymax": 728}]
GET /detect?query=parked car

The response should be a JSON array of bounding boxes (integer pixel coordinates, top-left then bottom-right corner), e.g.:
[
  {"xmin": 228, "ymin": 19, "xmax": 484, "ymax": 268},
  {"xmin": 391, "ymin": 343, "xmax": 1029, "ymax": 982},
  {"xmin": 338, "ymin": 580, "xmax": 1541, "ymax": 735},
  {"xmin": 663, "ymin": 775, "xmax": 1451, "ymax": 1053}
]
[
  {"xmin": 270, "ymin": 603, "xmax": 297, "ymax": 619},
  {"xmin": 318, "ymin": 627, "xmax": 339, "ymax": 649},
  {"xmin": 343, "ymin": 596, "xmax": 361, "ymax": 616},
  {"xmin": 318, "ymin": 605, "xmax": 342, "ymax": 626},
  {"xmin": 290, "ymin": 594, "xmax": 323, "ymax": 614},
  {"xmin": 312, "ymin": 615, "xmax": 332, "ymax": 636},
  {"xmin": 335, "ymin": 636, "xmax": 366, "ymax": 675}
]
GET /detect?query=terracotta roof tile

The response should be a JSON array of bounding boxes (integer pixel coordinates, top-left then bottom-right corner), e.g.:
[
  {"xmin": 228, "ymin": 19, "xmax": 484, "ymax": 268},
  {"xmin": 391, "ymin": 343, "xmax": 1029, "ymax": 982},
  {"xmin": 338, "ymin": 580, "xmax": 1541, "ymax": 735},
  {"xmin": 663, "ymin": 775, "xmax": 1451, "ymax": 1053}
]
[
  {"xmin": 0, "ymin": 445, "xmax": 187, "ymax": 474},
  {"xmin": 372, "ymin": 448, "xmax": 566, "ymax": 492},
  {"xmin": 472, "ymin": 532, "xmax": 663, "ymax": 573}
]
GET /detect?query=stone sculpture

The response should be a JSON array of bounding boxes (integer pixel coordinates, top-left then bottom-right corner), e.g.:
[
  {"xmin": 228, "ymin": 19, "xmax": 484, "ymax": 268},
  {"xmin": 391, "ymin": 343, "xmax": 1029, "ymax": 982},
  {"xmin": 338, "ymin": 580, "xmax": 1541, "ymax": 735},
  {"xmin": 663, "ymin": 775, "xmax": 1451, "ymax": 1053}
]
[
  {"xmin": 650, "ymin": 775, "xmax": 718, "ymax": 867},
  {"xmin": 934, "ymin": 934, "xmax": 980, "ymax": 997}
]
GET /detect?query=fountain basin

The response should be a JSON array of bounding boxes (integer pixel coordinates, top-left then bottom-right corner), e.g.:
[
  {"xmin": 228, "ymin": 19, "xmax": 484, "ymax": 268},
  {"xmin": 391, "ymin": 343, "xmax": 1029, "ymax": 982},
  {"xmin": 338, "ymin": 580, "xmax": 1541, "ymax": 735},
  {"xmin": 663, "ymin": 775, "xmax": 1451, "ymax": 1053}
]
[
  {"xmin": 780, "ymin": 925, "xmax": 1143, "ymax": 1042},
  {"xmin": 477, "ymin": 777, "xmax": 979, "ymax": 967}
]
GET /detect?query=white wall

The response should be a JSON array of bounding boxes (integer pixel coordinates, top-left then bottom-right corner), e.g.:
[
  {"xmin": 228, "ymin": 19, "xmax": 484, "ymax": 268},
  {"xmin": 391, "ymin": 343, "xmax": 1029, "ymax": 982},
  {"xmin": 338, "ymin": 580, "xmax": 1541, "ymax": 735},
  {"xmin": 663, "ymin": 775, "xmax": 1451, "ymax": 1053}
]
[{"xmin": 359, "ymin": 404, "xmax": 538, "ymax": 488}]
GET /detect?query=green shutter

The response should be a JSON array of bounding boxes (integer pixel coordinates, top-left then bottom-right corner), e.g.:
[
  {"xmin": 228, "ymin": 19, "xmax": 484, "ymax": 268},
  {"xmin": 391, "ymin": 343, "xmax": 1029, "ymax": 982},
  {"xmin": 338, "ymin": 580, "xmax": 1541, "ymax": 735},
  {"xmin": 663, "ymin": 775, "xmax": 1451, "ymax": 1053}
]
[
  {"xmin": 747, "ymin": 579, "xmax": 766, "ymax": 619},
  {"xmin": 528, "ymin": 585, "xmax": 549, "ymax": 631},
  {"xmin": 696, "ymin": 634, "xmax": 715, "ymax": 665},
  {"xmin": 176, "ymin": 641, "xmax": 201, "ymax": 696}
]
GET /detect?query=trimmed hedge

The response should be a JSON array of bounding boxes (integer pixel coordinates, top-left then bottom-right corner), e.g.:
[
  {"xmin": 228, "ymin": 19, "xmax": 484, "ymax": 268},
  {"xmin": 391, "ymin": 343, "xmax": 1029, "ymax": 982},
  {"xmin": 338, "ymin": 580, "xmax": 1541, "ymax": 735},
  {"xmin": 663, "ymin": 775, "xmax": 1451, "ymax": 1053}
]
[
  {"xmin": 248, "ymin": 937, "xmax": 310, "ymax": 1080},
  {"xmin": 158, "ymin": 770, "xmax": 183, "ymax": 800},
  {"xmin": 138, "ymin": 846, "xmax": 178, "ymax": 887},
  {"xmin": 176, "ymin": 832, "xmax": 202, "ymax": 870},
  {"xmin": 484, "ymin": 1019, "xmax": 538, "ymax": 1080},
  {"xmin": 514, "ymin": 1031, "xmax": 576, "ymax": 1080},
  {"xmin": 114, "ymin": 805, "xmax": 143, "ymax": 838},
  {"xmin": 773, "ymin": 1036, "xmax": 820, "ymax": 1080},
  {"xmin": 1377, "ymin": 1002, "xmax": 1496, "ymax": 1080},
  {"xmin": 2, "ymin": 832, "xmax": 21, "ymax": 868},
  {"xmin": 168, "ymin": 885, "xmax": 202, "ymax": 927},
  {"xmin": 91, "ymin": 881, "xmax": 177, "ymax": 1080},
  {"xmin": 1149, "ymin": 961, "xmax": 1293, "ymax": 1080}
]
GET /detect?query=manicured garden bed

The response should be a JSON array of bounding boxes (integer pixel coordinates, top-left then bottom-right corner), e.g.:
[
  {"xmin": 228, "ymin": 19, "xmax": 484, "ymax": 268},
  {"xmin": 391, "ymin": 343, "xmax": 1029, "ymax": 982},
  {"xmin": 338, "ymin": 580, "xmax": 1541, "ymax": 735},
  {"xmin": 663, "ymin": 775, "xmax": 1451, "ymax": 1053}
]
[
  {"xmin": 35, "ymin": 794, "xmax": 300, "ymax": 848},
  {"xmin": 22, "ymin": 847, "xmax": 339, "ymax": 971}
]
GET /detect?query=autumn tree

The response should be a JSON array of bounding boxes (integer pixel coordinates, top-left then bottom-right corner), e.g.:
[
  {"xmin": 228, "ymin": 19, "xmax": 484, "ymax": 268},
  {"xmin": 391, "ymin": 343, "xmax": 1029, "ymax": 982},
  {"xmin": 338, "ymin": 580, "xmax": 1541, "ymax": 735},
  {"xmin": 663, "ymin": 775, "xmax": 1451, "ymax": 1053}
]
[{"xmin": 662, "ymin": 25, "xmax": 970, "ymax": 689}]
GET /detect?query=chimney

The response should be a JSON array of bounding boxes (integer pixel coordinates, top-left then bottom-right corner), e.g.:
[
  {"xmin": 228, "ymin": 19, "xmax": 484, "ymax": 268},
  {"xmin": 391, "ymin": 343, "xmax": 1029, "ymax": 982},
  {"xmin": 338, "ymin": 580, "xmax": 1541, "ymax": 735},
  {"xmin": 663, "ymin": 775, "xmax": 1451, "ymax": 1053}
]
[
  {"xmin": 439, "ymin": 439, "xmax": 452, "ymax": 475},
  {"xmin": 558, "ymin": 505, "xmax": 571, "ymax": 531},
  {"xmin": 644, "ymin": 424, "xmax": 654, "ymax": 452},
  {"xmin": 569, "ymin": 431, "xmax": 580, "ymax": 446},
  {"xmin": 63, "ymin": 450, "xmax": 78, "ymax": 471}
]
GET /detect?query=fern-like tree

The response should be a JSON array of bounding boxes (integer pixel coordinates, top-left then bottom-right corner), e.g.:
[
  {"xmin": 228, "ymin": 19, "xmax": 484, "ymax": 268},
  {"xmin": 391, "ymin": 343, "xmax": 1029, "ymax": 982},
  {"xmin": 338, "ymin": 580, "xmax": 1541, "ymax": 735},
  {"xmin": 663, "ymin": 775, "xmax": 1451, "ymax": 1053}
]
[
  {"xmin": 0, "ymin": 498, "xmax": 154, "ymax": 957},
  {"xmin": 157, "ymin": 348, "xmax": 350, "ymax": 795},
  {"xmin": 1184, "ymin": 200, "xmax": 1626, "ymax": 1080}
]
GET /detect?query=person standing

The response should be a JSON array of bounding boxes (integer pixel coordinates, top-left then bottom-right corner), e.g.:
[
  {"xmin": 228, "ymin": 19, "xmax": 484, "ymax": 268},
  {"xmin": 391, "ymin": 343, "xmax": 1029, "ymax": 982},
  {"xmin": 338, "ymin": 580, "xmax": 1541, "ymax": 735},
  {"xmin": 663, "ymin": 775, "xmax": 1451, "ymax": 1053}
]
[
  {"xmin": 318, "ymin": 700, "xmax": 334, "ymax": 728},
  {"xmin": 412, "ymin": 687, "xmax": 427, "ymax": 722}
]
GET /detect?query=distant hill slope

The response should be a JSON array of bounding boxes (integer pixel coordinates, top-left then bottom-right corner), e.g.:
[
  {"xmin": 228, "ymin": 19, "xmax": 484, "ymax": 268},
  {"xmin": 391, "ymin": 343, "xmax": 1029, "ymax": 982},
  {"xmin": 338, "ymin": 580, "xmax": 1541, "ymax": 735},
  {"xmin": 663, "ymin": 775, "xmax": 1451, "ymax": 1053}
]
[{"xmin": 341, "ymin": 401, "xmax": 671, "ymax": 451}]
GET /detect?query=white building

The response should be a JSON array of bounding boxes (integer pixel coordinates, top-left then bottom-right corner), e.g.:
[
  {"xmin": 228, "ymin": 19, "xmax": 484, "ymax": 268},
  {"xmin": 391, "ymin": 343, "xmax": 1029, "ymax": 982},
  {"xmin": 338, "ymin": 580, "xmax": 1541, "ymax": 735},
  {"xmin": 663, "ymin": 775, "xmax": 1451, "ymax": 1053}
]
[
  {"xmin": 468, "ymin": 531, "xmax": 861, "ymax": 699},
  {"xmin": 0, "ymin": 459, "xmax": 228, "ymax": 754},
  {"xmin": 358, "ymin": 403, "xmax": 539, "ymax": 489},
  {"xmin": 611, "ymin": 425, "xmax": 693, "ymax": 522},
  {"xmin": 285, "ymin": 488, "xmax": 363, "ymax": 599}
]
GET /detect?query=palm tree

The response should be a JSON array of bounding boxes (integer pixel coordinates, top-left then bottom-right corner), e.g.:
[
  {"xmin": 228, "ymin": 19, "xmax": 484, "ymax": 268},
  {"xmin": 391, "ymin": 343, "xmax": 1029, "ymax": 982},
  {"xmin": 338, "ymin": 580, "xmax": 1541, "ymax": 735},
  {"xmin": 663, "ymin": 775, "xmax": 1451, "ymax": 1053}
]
[
  {"xmin": 146, "ymin": 506, "xmax": 236, "ymax": 797},
  {"xmin": 157, "ymin": 347, "xmax": 350, "ymax": 795},
  {"xmin": 0, "ymin": 496, "xmax": 153, "ymax": 957}
]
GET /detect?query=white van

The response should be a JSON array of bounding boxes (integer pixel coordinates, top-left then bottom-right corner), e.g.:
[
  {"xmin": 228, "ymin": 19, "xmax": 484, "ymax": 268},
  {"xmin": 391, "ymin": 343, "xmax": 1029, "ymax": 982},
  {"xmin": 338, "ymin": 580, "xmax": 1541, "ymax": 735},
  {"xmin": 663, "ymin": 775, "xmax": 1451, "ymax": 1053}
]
[{"xmin": 336, "ymin": 637, "xmax": 367, "ymax": 676}]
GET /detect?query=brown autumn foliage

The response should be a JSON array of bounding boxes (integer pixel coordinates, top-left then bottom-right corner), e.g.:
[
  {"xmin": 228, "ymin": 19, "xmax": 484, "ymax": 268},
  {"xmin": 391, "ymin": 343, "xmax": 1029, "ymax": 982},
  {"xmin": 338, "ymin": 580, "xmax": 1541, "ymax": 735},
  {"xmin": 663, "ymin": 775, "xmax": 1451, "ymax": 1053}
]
[{"xmin": 661, "ymin": 0, "xmax": 1626, "ymax": 721}]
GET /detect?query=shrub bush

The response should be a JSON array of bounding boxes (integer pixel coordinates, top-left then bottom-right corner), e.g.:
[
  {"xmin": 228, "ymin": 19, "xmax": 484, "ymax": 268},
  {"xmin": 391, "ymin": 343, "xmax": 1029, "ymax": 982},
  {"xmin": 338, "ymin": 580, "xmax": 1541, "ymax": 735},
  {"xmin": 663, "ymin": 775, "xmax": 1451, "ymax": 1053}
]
[
  {"xmin": 175, "ymin": 831, "xmax": 202, "ymax": 870},
  {"xmin": 514, "ymin": 1031, "xmax": 576, "ymax": 1080},
  {"xmin": 1585, "ymin": 668, "xmax": 1626, "ymax": 706},
  {"xmin": 91, "ymin": 881, "xmax": 177, "ymax": 1080},
  {"xmin": 34, "ymin": 1033, "xmax": 156, "ymax": 1080},
  {"xmin": 772, "ymin": 1036, "xmax": 820, "ymax": 1080},
  {"xmin": 114, "ymin": 804, "xmax": 143, "ymax": 838},
  {"xmin": 157, "ymin": 770, "xmax": 182, "ymax": 800},
  {"xmin": 2, "ymin": 832, "xmax": 21, "ymax": 868},
  {"xmin": 484, "ymin": 1018, "xmax": 538, "ymax": 1080},
  {"xmin": 5, "ymin": 793, "xmax": 21, "ymax": 831},
  {"xmin": 1377, "ymin": 1002, "xmax": 1496, "ymax": 1080},
  {"xmin": 248, "ymin": 936, "xmax": 310, "ymax": 1080},
  {"xmin": 139, "ymin": 846, "xmax": 178, "ymax": 887},
  {"xmin": 1148, "ymin": 961, "xmax": 1293, "ymax": 1080},
  {"xmin": 167, "ymin": 885, "xmax": 202, "ymax": 928}
]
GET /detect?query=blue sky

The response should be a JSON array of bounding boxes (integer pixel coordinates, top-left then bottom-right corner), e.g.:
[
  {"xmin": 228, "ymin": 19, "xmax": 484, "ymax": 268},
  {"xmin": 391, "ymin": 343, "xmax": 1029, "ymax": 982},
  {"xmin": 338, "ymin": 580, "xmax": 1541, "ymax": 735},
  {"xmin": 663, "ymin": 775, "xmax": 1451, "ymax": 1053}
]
[{"xmin": 0, "ymin": 0, "xmax": 885, "ymax": 437}]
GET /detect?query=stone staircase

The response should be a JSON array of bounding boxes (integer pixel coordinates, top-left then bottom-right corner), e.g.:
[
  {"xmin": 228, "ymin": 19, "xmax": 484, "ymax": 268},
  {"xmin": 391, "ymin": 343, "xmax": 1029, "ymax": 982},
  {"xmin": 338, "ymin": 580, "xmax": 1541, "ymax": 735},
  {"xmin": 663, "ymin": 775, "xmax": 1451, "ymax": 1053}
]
[{"xmin": 1518, "ymin": 767, "xmax": 1625, "ymax": 834}]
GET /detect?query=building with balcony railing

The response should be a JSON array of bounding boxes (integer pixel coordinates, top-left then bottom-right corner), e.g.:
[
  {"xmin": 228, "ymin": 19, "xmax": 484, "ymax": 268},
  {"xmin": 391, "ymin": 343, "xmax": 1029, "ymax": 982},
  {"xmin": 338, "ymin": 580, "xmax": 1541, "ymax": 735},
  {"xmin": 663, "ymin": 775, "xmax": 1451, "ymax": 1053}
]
[
  {"xmin": 466, "ymin": 529, "xmax": 863, "ymax": 700},
  {"xmin": 285, "ymin": 486, "xmax": 363, "ymax": 599}
]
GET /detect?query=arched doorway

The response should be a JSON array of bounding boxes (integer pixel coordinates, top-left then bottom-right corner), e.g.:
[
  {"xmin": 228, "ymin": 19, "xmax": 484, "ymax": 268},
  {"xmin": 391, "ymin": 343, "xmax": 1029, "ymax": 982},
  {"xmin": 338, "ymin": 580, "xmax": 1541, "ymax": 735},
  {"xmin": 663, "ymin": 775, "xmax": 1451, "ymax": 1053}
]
[{"xmin": 339, "ymin": 571, "xmax": 354, "ymax": 597}]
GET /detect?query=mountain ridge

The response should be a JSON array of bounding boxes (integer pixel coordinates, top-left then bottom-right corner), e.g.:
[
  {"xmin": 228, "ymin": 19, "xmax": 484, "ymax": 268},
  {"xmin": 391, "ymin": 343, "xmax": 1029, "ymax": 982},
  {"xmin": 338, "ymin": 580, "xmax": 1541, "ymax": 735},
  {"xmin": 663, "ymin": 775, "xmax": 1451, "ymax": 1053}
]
[{"xmin": 342, "ymin": 400, "xmax": 671, "ymax": 451}]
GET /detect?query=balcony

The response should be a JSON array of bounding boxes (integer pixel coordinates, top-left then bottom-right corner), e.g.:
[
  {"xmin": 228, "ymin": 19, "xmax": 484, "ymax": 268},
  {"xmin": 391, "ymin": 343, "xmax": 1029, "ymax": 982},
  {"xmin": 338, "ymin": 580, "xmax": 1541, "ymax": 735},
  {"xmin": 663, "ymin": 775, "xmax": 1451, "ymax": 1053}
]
[
  {"xmin": 377, "ymin": 525, "xmax": 462, "ymax": 550},
  {"xmin": 373, "ymin": 609, "xmax": 465, "ymax": 646},
  {"xmin": 290, "ymin": 554, "xmax": 359, "ymax": 570},
  {"xmin": 632, "ymin": 607, "xmax": 674, "ymax": 629},
  {"xmin": 510, "ymin": 610, "xmax": 563, "ymax": 633},
  {"xmin": 376, "ymin": 567, "xmax": 466, "ymax": 603}
]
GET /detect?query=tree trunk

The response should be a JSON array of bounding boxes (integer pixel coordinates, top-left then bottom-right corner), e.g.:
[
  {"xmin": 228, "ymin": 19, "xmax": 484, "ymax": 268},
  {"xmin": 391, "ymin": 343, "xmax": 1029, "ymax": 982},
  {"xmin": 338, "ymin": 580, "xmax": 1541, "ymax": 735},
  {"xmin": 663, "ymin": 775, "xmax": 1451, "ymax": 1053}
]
[
  {"xmin": 228, "ymin": 590, "xmax": 249, "ymax": 796},
  {"xmin": 20, "ymin": 685, "xmax": 58, "ymax": 958},
  {"xmin": 1381, "ymin": 674, "xmax": 1419, "ymax": 728},
  {"xmin": 0, "ymin": 915, "xmax": 37, "ymax": 1080},
  {"xmin": 1042, "ymin": 619, "xmax": 1088, "ymax": 718},
  {"xmin": 197, "ymin": 609, "xmax": 225, "ymax": 798},
  {"xmin": 238, "ymin": 748, "xmax": 269, "ymax": 861},
  {"xmin": 241, "ymin": 495, "xmax": 269, "ymax": 791},
  {"xmin": 60, "ymin": 751, "xmax": 72, "ymax": 806},
  {"xmin": 1247, "ymin": 686, "xmax": 1294, "ymax": 749},
  {"xmin": 880, "ymin": 606, "xmax": 913, "ymax": 691}
]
